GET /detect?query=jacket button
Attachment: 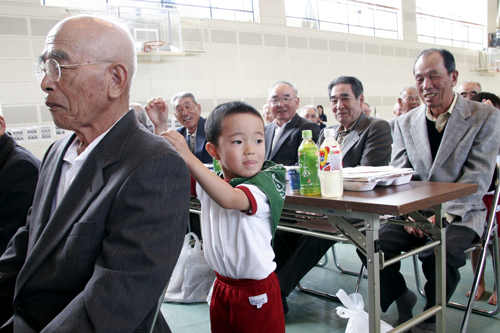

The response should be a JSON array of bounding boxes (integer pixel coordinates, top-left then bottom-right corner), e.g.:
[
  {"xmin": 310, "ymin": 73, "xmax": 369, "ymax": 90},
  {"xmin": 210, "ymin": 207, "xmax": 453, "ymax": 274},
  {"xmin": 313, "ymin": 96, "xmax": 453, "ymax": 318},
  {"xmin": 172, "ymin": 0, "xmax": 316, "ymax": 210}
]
[{"xmin": 16, "ymin": 305, "xmax": 26, "ymax": 313}]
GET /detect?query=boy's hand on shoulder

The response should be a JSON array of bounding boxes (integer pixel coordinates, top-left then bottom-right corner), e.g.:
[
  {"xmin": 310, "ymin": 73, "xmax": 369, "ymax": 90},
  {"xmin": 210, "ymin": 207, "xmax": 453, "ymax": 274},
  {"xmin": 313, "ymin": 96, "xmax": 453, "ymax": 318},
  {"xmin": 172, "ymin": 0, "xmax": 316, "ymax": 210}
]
[{"xmin": 162, "ymin": 130, "xmax": 193, "ymax": 161}]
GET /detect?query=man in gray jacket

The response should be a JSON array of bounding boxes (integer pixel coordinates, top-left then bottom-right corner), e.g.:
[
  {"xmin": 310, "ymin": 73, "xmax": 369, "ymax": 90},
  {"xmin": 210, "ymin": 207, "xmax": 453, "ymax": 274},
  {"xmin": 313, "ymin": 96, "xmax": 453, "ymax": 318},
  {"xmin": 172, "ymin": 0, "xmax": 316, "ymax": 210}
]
[{"xmin": 373, "ymin": 48, "xmax": 500, "ymax": 333}]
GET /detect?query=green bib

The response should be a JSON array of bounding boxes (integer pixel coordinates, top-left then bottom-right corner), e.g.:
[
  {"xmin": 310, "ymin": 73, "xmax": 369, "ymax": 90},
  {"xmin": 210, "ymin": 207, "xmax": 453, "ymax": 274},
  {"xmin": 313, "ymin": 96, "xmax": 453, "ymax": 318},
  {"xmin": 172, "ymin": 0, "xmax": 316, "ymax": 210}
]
[{"xmin": 225, "ymin": 161, "xmax": 286, "ymax": 241}]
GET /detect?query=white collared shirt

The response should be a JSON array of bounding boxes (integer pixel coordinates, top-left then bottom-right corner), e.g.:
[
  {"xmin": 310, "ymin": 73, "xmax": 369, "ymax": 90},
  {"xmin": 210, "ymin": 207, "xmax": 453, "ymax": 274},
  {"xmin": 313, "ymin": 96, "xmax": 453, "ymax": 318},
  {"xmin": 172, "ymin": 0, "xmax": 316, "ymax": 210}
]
[
  {"xmin": 425, "ymin": 93, "xmax": 458, "ymax": 132},
  {"xmin": 51, "ymin": 115, "xmax": 125, "ymax": 215},
  {"xmin": 271, "ymin": 118, "xmax": 292, "ymax": 152}
]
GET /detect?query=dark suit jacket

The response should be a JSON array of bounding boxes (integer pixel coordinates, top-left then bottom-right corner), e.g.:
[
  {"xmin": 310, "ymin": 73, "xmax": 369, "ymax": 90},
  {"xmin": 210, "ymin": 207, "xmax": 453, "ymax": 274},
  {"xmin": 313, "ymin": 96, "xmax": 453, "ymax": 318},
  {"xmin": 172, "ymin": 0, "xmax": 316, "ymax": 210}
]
[
  {"xmin": 265, "ymin": 113, "xmax": 320, "ymax": 166},
  {"xmin": 0, "ymin": 134, "xmax": 40, "ymax": 256},
  {"xmin": 177, "ymin": 116, "xmax": 212, "ymax": 164},
  {"xmin": 0, "ymin": 111, "xmax": 190, "ymax": 332},
  {"xmin": 392, "ymin": 96, "xmax": 500, "ymax": 236},
  {"xmin": 318, "ymin": 112, "xmax": 392, "ymax": 168}
]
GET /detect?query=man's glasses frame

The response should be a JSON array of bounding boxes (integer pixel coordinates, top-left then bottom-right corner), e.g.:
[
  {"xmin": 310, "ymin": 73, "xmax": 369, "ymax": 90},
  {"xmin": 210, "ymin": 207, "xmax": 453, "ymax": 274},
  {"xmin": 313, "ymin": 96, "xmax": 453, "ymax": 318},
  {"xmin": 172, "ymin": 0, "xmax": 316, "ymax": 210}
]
[{"xmin": 33, "ymin": 58, "xmax": 111, "ymax": 83}]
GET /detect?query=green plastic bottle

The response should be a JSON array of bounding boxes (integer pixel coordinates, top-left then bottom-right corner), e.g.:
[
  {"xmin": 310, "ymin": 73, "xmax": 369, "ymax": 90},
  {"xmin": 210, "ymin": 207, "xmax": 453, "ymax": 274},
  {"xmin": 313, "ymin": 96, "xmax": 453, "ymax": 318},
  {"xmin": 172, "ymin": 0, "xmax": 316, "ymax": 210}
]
[{"xmin": 298, "ymin": 130, "xmax": 321, "ymax": 196}]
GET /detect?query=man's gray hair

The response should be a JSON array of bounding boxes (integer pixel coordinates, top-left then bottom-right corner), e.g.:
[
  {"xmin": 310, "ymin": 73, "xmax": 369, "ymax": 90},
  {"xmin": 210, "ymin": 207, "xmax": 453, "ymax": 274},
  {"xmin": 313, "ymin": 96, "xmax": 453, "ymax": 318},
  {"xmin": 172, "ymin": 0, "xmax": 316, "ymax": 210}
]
[
  {"xmin": 399, "ymin": 86, "xmax": 417, "ymax": 97},
  {"xmin": 300, "ymin": 105, "xmax": 318, "ymax": 116},
  {"xmin": 268, "ymin": 81, "xmax": 298, "ymax": 99},
  {"xmin": 170, "ymin": 92, "xmax": 198, "ymax": 106}
]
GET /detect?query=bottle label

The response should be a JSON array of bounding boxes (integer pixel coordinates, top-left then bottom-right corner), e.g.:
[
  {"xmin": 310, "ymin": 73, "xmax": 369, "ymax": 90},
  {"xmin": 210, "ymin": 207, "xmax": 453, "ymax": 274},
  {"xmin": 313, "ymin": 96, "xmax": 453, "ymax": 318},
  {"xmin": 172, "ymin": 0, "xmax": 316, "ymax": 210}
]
[
  {"xmin": 298, "ymin": 149, "xmax": 320, "ymax": 193},
  {"xmin": 319, "ymin": 145, "xmax": 342, "ymax": 171}
]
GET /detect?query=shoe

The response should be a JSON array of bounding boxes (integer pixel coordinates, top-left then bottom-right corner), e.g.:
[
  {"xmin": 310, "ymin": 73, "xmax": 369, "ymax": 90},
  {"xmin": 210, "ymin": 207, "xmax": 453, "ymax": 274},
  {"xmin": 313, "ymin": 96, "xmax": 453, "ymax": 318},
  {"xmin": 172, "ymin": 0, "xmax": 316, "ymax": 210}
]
[
  {"xmin": 412, "ymin": 322, "xmax": 436, "ymax": 333},
  {"xmin": 281, "ymin": 294, "xmax": 289, "ymax": 315},
  {"xmin": 395, "ymin": 289, "xmax": 418, "ymax": 324}
]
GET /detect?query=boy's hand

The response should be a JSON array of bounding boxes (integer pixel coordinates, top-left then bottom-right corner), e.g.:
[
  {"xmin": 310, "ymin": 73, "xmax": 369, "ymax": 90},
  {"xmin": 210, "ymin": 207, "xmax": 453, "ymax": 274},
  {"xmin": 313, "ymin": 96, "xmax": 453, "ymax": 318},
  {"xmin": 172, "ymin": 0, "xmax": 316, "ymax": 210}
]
[
  {"xmin": 145, "ymin": 97, "xmax": 169, "ymax": 134},
  {"xmin": 162, "ymin": 130, "xmax": 194, "ymax": 161}
]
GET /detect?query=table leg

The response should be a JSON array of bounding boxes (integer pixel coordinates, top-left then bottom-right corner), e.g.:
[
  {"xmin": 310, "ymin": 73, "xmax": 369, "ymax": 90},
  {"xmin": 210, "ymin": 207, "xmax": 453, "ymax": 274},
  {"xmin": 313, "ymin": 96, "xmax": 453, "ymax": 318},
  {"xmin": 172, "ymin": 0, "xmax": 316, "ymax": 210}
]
[
  {"xmin": 434, "ymin": 204, "xmax": 446, "ymax": 333},
  {"xmin": 365, "ymin": 213, "xmax": 382, "ymax": 333}
]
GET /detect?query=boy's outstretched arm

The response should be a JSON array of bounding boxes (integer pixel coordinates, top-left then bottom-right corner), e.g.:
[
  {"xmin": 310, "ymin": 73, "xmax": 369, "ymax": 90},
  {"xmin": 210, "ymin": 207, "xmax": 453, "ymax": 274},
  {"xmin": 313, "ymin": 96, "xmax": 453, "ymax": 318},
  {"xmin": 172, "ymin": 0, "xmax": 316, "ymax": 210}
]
[{"xmin": 162, "ymin": 130, "xmax": 251, "ymax": 211}]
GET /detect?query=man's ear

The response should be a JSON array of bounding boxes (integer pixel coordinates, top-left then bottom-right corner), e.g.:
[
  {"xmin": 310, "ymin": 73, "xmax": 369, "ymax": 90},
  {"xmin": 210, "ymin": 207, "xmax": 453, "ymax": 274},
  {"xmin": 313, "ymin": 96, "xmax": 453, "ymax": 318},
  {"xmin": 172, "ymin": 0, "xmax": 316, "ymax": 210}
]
[
  {"xmin": 107, "ymin": 62, "xmax": 128, "ymax": 99},
  {"xmin": 206, "ymin": 142, "xmax": 219, "ymax": 160},
  {"xmin": 398, "ymin": 98, "xmax": 403, "ymax": 108},
  {"xmin": 0, "ymin": 116, "xmax": 6, "ymax": 137},
  {"xmin": 450, "ymin": 70, "xmax": 459, "ymax": 88}
]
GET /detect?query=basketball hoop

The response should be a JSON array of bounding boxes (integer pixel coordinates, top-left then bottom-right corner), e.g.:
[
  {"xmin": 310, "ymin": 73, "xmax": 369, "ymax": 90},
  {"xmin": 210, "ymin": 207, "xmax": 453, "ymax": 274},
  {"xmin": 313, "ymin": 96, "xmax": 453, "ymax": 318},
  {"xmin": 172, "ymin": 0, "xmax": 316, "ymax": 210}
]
[{"xmin": 143, "ymin": 40, "xmax": 166, "ymax": 62}]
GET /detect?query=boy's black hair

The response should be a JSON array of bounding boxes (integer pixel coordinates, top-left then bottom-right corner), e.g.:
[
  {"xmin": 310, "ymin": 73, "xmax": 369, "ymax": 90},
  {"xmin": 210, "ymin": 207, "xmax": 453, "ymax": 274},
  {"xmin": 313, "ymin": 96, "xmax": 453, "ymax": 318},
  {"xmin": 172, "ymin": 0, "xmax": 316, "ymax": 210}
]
[
  {"xmin": 471, "ymin": 92, "xmax": 500, "ymax": 109},
  {"xmin": 205, "ymin": 101, "xmax": 264, "ymax": 145}
]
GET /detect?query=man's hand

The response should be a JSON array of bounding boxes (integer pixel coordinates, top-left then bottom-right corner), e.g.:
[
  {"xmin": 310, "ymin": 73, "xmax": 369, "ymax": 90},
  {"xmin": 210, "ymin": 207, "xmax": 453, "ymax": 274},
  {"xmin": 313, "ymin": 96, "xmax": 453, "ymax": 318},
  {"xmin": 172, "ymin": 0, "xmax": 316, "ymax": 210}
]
[
  {"xmin": 483, "ymin": 99, "xmax": 494, "ymax": 107},
  {"xmin": 145, "ymin": 97, "xmax": 169, "ymax": 134},
  {"xmin": 404, "ymin": 215, "xmax": 436, "ymax": 238}
]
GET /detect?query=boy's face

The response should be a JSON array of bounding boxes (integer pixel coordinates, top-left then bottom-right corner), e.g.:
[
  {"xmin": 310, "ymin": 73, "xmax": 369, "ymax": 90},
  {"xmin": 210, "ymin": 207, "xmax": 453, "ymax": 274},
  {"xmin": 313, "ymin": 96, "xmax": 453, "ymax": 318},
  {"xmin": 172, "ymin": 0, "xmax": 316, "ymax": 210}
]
[{"xmin": 212, "ymin": 113, "xmax": 265, "ymax": 180}]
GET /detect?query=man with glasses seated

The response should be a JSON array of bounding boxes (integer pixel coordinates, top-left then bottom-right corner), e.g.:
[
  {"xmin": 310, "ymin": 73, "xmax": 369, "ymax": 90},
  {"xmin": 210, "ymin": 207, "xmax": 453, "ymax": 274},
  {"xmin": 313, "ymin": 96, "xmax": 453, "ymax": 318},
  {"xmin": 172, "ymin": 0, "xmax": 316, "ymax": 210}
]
[
  {"xmin": 145, "ymin": 92, "xmax": 212, "ymax": 164},
  {"xmin": 264, "ymin": 81, "xmax": 320, "ymax": 315}
]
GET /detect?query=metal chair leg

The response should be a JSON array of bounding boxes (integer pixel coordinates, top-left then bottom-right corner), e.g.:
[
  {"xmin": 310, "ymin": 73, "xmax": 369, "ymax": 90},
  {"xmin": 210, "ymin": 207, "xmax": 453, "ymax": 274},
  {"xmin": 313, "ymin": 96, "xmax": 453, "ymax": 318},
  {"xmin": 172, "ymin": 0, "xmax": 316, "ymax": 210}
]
[
  {"xmin": 449, "ymin": 164, "xmax": 500, "ymax": 333},
  {"xmin": 355, "ymin": 264, "xmax": 365, "ymax": 293},
  {"xmin": 413, "ymin": 254, "xmax": 426, "ymax": 298},
  {"xmin": 332, "ymin": 243, "xmax": 367, "ymax": 278},
  {"xmin": 315, "ymin": 252, "xmax": 328, "ymax": 267}
]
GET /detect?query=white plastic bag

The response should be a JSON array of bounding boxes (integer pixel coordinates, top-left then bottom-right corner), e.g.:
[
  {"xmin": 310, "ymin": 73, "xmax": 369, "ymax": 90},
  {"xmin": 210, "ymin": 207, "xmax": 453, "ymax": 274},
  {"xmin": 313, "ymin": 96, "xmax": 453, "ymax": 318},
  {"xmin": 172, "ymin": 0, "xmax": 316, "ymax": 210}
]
[
  {"xmin": 164, "ymin": 232, "xmax": 216, "ymax": 303},
  {"xmin": 335, "ymin": 289, "xmax": 393, "ymax": 333}
]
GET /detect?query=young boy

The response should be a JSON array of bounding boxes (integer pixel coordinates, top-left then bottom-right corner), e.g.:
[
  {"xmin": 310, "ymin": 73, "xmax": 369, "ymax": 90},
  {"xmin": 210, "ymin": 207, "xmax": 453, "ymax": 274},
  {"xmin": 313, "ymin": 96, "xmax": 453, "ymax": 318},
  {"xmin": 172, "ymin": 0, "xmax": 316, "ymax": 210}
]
[{"xmin": 162, "ymin": 101, "xmax": 286, "ymax": 332}]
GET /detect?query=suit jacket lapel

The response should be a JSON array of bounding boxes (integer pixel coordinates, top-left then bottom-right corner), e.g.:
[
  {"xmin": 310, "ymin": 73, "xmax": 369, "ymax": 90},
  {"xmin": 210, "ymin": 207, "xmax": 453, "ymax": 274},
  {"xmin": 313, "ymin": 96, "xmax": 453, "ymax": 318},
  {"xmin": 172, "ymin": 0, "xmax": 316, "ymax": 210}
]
[
  {"xmin": 29, "ymin": 135, "xmax": 74, "ymax": 246},
  {"xmin": 265, "ymin": 123, "xmax": 276, "ymax": 160},
  {"xmin": 429, "ymin": 98, "xmax": 471, "ymax": 177},
  {"xmin": 342, "ymin": 113, "xmax": 366, "ymax": 156},
  {"xmin": 195, "ymin": 117, "xmax": 206, "ymax": 160},
  {"xmin": 410, "ymin": 106, "xmax": 433, "ymax": 173},
  {"xmin": 271, "ymin": 113, "xmax": 300, "ymax": 160},
  {"xmin": 16, "ymin": 111, "xmax": 138, "ymax": 295}
]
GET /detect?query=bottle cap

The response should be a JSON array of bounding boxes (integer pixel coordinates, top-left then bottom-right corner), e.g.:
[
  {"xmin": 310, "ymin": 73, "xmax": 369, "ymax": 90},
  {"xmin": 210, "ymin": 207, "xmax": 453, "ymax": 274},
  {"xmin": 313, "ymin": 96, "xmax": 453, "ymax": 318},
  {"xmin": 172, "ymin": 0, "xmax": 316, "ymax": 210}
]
[
  {"xmin": 302, "ymin": 130, "xmax": 312, "ymax": 138},
  {"xmin": 324, "ymin": 128, "xmax": 336, "ymax": 137}
]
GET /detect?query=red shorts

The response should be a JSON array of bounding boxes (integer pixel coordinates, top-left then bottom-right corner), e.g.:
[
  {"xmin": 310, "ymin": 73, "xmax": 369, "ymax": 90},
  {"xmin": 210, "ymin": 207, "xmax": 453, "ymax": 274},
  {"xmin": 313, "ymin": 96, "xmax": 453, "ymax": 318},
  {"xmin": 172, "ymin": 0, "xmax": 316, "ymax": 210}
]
[{"xmin": 210, "ymin": 272, "xmax": 285, "ymax": 333}]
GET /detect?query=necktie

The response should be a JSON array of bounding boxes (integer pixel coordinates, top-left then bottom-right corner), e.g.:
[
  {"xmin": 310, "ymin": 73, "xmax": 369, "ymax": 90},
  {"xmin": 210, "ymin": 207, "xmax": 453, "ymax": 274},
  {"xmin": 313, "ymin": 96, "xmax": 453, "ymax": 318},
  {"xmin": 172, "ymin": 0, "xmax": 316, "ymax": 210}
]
[{"xmin": 188, "ymin": 134, "xmax": 196, "ymax": 154}]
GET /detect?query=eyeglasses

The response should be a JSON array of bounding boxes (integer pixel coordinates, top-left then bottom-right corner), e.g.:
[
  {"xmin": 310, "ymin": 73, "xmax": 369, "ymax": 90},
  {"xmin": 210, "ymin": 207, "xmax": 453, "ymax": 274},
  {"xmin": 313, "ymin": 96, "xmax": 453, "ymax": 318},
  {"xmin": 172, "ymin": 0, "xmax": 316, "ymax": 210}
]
[
  {"xmin": 33, "ymin": 58, "xmax": 111, "ymax": 83},
  {"xmin": 269, "ymin": 97, "xmax": 295, "ymax": 106}
]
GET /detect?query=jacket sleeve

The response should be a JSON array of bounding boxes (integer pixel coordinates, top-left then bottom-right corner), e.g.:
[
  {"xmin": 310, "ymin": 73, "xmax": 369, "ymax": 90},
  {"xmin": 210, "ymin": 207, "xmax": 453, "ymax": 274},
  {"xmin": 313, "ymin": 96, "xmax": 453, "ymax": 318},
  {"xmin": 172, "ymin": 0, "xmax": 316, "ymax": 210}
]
[
  {"xmin": 445, "ymin": 108, "xmax": 500, "ymax": 222},
  {"xmin": 359, "ymin": 119, "xmax": 392, "ymax": 167}
]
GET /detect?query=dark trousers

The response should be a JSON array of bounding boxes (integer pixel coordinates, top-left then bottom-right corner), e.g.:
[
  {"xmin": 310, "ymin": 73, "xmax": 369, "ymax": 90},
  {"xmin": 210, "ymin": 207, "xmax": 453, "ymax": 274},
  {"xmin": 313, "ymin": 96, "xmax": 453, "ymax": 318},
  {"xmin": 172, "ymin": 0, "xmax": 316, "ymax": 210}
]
[
  {"xmin": 360, "ymin": 223, "xmax": 477, "ymax": 318},
  {"xmin": 273, "ymin": 230, "xmax": 335, "ymax": 296}
]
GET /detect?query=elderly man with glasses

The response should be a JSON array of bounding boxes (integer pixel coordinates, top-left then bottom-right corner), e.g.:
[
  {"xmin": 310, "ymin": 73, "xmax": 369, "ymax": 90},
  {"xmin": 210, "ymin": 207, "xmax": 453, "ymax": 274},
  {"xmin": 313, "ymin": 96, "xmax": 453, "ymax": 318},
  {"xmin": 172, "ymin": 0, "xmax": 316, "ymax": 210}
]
[
  {"xmin": 264, "ymin": 81, "xmax": 320, "ymax": 166},
  {"xmin": 0, "ymin": 15, "xmax": 190, "ymax": 332}
]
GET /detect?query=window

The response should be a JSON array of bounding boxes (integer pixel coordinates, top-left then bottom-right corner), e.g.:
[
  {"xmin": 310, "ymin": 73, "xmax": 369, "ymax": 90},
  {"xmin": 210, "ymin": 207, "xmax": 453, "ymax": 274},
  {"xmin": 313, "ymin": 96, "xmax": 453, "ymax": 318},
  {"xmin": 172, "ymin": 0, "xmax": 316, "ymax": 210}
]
[
  {"xmin": 285, "ymin": 0, "xmax": 401, "ymax": 39},
  {"xmin": 416, "ymin": 0, "xmax": 487, "ymax": 49},
  {"xmin": 43, "ymin": 0, "xmax": 256, "ymax": 22}
]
